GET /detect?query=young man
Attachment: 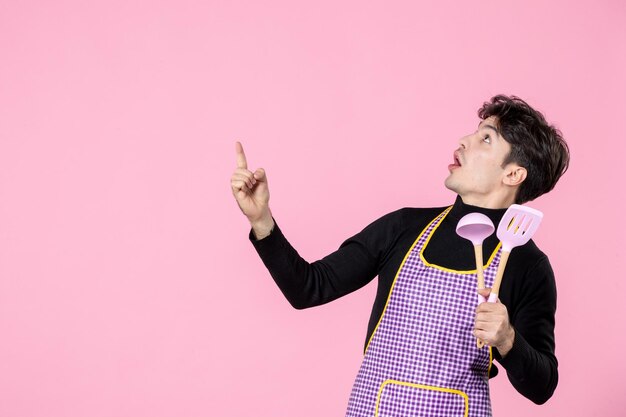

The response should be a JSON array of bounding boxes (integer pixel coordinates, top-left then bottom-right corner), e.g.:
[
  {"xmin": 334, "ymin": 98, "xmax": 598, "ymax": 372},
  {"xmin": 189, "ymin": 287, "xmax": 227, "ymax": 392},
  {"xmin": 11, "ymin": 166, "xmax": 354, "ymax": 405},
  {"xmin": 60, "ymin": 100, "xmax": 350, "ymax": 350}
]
[{"xmin": 231, "ymin": 95, "xmax": 569, "ymax": 416}]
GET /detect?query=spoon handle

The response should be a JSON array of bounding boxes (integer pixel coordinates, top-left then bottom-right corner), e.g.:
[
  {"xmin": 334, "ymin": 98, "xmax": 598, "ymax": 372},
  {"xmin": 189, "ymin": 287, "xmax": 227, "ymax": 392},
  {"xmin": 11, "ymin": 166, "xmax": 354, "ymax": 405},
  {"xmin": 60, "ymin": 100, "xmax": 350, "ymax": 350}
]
[
  {"xmin": 474, "ymin": 244, "xmax": 486, "ymax": 348},
  {"xmin": 474, "ymin": 244, "xmax": 485, "ymax": 290}
]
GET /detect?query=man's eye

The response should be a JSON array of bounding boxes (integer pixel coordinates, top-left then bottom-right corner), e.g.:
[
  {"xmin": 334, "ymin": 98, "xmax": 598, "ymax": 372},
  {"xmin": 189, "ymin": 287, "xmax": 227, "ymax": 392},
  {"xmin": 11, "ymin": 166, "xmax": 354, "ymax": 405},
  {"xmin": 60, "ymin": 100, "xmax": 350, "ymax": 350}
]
[{"xmin": 483, "ymin": 135, "xmax": 491, "ymax": 144}]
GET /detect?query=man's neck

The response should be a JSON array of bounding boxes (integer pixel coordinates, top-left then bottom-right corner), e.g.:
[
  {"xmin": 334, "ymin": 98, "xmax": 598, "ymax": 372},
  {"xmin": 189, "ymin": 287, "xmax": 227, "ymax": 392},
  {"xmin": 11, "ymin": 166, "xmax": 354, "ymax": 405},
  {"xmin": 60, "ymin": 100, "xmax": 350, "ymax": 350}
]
[{"xmin": 458, "ymin": 193, "xmax": 516, "ymax": 209}]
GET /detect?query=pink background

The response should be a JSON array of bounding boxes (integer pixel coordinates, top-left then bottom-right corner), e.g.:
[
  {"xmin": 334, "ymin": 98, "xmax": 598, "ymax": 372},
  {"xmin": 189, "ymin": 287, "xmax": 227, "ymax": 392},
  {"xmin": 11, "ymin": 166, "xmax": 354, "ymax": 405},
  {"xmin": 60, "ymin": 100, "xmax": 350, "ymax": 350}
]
[{"xmin": 1, "ymin": 0, "xmax": 625, "ymax": 416}]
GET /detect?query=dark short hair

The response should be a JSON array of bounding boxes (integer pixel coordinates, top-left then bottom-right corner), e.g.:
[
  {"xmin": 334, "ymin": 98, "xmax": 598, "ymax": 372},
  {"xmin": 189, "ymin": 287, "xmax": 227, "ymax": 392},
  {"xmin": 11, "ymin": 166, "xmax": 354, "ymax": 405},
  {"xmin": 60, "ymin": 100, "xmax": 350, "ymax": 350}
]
[{"xmin": 478, "ymin": 95, "xmax": 570, "ymax": 204}]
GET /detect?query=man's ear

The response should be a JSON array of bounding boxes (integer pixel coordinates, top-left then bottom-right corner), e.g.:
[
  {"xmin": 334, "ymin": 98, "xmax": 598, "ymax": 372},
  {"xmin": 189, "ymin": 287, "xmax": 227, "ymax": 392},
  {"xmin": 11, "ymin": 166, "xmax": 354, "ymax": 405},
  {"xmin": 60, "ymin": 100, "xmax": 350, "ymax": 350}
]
[{"xmin": 503, "ymin": 164, "xmax": 527, "ymax": 187}]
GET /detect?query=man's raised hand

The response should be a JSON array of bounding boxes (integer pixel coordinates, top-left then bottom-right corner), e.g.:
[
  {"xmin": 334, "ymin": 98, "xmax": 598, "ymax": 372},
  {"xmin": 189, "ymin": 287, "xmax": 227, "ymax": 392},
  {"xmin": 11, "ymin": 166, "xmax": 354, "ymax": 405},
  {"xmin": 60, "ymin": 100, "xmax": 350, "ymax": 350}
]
[{"xmin": 230, "ymin": 142, "xmax": 274, "ymax": 238}]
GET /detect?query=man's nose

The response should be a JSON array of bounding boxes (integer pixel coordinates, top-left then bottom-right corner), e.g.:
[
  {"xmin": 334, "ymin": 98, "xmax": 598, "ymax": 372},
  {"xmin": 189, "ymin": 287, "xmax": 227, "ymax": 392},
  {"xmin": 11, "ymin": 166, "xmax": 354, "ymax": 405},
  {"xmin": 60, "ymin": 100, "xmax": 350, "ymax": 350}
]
[{"xmin": 458, "ymin": 134, "xmax": 469, "ymax": 149}]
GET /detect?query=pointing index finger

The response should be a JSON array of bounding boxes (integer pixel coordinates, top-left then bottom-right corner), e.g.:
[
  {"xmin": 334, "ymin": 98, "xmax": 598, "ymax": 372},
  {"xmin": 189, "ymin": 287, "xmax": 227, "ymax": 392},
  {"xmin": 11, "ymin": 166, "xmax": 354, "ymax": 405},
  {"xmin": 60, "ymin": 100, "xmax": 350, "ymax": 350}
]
[{"xmin": 235, "ymin": 141, "xmax": 248, "ymax": 169}]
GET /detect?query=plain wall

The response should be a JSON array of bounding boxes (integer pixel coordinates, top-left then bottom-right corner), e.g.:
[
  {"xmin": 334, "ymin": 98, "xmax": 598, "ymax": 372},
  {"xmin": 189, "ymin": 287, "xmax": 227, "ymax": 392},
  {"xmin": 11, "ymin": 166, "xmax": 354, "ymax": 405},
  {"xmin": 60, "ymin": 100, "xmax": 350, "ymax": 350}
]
[{"xmin": 1, "ymin": 0, "xmax": 625, "ymax": 416}]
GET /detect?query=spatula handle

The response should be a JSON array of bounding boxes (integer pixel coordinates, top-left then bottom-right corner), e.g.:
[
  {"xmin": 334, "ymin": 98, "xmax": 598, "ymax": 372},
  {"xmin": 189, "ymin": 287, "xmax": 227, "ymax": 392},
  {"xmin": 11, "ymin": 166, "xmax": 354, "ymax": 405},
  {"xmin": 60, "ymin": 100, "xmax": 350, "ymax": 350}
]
[
  {"xmin": 489, "ymin": 250, "xmax": 511, "ymax": 301},
  {"xmin": 477, "ymin": 250, "xmax": 511, "ymax": 348}
]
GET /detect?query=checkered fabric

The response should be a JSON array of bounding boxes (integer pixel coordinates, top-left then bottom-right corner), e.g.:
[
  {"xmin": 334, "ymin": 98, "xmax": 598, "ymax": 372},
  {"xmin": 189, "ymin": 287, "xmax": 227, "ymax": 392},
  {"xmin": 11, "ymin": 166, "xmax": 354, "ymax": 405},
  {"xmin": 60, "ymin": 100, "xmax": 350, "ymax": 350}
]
[{"xmin": 345, "ymin": 208, "xmax": 500, "ymax": 417}]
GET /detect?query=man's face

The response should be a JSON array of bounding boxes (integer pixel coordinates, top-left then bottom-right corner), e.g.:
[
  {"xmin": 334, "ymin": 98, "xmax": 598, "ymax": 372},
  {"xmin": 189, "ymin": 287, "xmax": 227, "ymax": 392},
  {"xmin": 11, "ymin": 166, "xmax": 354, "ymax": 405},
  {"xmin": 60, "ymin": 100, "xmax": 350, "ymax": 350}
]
[{"xmin": 444, "ymin": 116, "xmax": 514, "ymax": 201}]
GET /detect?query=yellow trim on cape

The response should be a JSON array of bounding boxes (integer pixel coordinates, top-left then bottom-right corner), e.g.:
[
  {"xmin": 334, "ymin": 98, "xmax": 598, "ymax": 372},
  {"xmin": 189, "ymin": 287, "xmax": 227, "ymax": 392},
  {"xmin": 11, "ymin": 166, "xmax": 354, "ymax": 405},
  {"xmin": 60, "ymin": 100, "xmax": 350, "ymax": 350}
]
[
  {"xmin": 419, "ymin": 207, "xmax": 502, "ymax": 274},
  {"xmin": 364, "ymin": 206, "xmax": 502, "ymax": 354},
  {"xmin": 363, "ymin": 208, "xmax": 447, "ymax": 355},
  {"xmin": 375, "ymin": 379, "xmax": 469, "ymax": 417}
]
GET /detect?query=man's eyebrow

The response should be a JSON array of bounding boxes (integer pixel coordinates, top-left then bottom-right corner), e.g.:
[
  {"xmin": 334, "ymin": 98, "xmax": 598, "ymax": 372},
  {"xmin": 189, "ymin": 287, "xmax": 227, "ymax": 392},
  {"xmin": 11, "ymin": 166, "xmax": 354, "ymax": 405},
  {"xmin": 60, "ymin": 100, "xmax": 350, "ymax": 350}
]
[{"xmin": 477, "ymin": 121, "xmax": 500, "ymax": 139}]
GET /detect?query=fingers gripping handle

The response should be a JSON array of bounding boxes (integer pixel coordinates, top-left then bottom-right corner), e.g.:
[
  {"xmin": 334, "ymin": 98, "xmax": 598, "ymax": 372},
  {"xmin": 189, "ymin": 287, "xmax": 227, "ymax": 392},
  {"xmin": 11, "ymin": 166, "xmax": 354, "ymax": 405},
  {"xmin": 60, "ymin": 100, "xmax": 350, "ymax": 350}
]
[
  {"xmin": 477, "ymin": 250, "xmax": 511, "ymax": 349},
  {"xmin": 476, "ymin": 296, "xmax": 487, "ymax": 348}
]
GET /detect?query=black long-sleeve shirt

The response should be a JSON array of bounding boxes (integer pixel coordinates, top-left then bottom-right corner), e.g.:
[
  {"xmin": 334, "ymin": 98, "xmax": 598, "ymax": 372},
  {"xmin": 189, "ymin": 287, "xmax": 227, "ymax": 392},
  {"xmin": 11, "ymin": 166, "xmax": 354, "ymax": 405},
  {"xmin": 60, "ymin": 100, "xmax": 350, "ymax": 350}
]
[{"xmin": 249, "ymin": 195, "xmax": 558, "ymax": 404}]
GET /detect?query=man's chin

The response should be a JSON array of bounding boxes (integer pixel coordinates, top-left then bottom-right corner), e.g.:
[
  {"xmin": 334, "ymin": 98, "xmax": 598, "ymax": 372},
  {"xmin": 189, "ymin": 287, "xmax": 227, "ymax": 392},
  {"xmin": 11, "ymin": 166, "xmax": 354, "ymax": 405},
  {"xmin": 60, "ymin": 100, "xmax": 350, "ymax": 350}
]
[{"xmin": 443, "ymin": 176, "xmax": 456, "ymax": 193}]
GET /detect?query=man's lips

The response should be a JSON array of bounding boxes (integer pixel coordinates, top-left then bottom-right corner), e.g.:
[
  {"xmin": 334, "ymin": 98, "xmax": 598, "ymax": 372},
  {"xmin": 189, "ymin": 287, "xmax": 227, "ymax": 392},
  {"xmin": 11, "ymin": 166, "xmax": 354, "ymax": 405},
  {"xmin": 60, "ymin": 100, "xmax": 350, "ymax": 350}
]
[
  {"xmin": 448, "ymin": 151, "xmax": 462, "ymax": 170},
  {"xmin": 454, "ymin": 150, "xmax": 462, "ymax": 166}
]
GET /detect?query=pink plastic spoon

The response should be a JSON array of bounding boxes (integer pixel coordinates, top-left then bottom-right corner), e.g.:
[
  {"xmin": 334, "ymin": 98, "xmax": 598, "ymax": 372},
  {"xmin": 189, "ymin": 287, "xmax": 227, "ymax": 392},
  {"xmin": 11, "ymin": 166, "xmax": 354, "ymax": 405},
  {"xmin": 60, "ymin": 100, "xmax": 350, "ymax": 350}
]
[
  {"xmin": 457, "ymin": 213, "xmax": 495, "ymax": 348},
  {"xmin": 456, "ymin": 213, "xmax": 495, "ymax": 302}
]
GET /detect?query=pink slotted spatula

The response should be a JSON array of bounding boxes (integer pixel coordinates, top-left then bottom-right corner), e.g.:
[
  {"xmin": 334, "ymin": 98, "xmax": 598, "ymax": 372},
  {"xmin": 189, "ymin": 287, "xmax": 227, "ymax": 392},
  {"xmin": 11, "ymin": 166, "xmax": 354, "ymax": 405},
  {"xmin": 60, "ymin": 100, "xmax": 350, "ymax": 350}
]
[
  {"xmin": 456, "ymin": 213, "xmax": 495, "ymax": 304},
  {"xmin": 489, "ymin": 204, "xmax": 544, "ymax": 304}
]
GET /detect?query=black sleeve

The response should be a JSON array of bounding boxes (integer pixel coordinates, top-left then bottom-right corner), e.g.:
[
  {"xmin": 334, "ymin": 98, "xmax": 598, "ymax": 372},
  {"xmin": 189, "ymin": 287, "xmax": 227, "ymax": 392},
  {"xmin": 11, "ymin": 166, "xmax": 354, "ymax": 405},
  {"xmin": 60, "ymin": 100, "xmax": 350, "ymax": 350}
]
[
  {"xmin": 495, "ymin": 255, "xmax": 559, "ymax": 404},
  {"xmin": 248, "ymin": 210, "xmax": 403, "ymax": 309}
]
